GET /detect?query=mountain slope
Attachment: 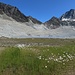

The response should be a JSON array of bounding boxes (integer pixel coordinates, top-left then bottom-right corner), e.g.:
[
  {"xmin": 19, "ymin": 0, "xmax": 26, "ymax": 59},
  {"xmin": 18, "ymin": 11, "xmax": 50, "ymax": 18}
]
[
  {"xmin": 60, "ymin": 9, "xmax": 75, "ymax": 21},
  {"xmin": 27, "ymin": 16, "xmax": 42, "ymax": 24},
  {"xmin": 0, "ymin": 2, "xmax": 75, "ymax": 38},
  {"xmin": 60, "ymin": 9, "xmax": 75, "ymax": 26},
  {"xmin": 44, "ymin": 17, "xmax": 61, "ymax": 29},
  {"xmin": 0, "ymin": 2, "xmax": 29, "ymax": 22},
  {"xmin": 0, "ymin": 17, "xmax": 75, "ymax": 38}
]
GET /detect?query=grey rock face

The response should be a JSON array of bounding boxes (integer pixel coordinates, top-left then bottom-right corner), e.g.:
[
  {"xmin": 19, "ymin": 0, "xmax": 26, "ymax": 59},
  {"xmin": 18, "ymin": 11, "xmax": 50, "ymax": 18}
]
[
  {"xmin": 44, "ymin": 17, "xmax": 61, "ymax": 29},
  {"xmin": 0, "ymin": 2, "xmax": 75, "ymax": 29},
  {"xmin": 27, "ymin": 16, "xmax": 42, "ymax": 24},
  {"xmin": 0, "ymin": 2, "xmax": 28, "ymax": 22},
  {"xmin": 61, "ymin": 21, "xmax": 75, "ymax": 26},
  {"xmin": 61, "ymin": 21, "xmax": 69, "ymax": 26},
  {"xmin": 60, "ymin": 9, "xmax": 75, "ymax": 26},
  {"xmin": 60, "ymin": 9, "xmax": 75, "ymax": 20},
  {"xmin": 45, "ymin": 9, "xmax": 75, "ymax": 28}
]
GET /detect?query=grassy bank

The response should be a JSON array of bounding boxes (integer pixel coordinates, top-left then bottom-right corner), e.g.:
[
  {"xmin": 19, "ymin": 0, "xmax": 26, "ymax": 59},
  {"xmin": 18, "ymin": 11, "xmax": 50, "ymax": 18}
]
[{"xmin": 0, "ymin": 45, "xmax": 75, "ymax": 75}]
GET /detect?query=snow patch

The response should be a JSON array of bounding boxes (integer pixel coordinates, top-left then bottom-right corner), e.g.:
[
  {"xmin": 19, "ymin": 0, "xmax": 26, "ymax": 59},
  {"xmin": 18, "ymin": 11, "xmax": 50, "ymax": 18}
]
[{"xmin": 62, "ymin": 18, "xmax": 75, "ymax": 21}]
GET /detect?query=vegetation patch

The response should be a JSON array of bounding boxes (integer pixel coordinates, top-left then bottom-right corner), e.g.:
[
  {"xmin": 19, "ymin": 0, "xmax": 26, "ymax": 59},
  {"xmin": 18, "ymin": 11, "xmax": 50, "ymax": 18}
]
[{"xmin": 0, "ymin": 44, "xmax": 75, "ymax": 75}]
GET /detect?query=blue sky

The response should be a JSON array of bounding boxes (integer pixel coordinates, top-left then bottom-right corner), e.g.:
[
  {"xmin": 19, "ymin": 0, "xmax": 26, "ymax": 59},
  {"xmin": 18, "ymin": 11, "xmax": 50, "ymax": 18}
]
[{"xmin": 0, "ymin": 0, "xmax": 75, "ymax": 22}]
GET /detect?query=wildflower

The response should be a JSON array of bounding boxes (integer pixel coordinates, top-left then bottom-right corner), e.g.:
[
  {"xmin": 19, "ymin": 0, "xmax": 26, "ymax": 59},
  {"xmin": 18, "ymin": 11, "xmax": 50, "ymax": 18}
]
[
  {"xmin": 45, "ymin": 59, "xmax": 48, "ymax": 61},
  {"xmin": 55, "ymin": 59, "xmax": 58, "ymax": 61},
  {"xmin": 49, "ymin": 57, "xmax": 53, "ymax": 60},
  {"xmin": 54, "ymin": 59, "xmax": 58, "ymax": 62},
  {"xmin": 63, "ymin": 63, "xmax": 65, "ymax": 65},
  {"xmin": 59, "ymin": 56, "xmax": 63, "ymax": 60},
  {"xmin": 45, "ymin": 66, "xmax": 47, "ymax": 68},
  {"xmin": 38, "ymin": 56, "xmax": 42, "ymax": 59}
]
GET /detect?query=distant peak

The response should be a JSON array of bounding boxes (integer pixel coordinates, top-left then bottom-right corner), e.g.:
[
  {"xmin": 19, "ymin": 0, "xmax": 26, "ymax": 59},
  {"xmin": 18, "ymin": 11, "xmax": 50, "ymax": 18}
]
[
  {"xmin": 44, "ymin": 16, "xmax": 60, "ymax": 29},
  {"xmin": 50, "ymin": 16, "xmax": 59, "ymax": 20},
  {"xmin": 60, "ymin": 9, "xmax": 75, "ymax": 21},
  {"xmin": 70, "ymin": 9, "xmax": 75, "ymax": 11},
  {"xmin": 0, "ymin": 2, "xmax": 29, "ymax": 22}
]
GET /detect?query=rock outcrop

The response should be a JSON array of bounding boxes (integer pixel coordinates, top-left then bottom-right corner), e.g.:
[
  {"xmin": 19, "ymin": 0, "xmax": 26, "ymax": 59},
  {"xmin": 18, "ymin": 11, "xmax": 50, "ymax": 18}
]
[
  {"xmin": 0, "ymin": 2, "xmax": 29, "ymax": 22},
  {"xmin": 60, "ymin": 9, "xmax": 75, "ymax": 21},
  {"xmin": 44, "ymin": 17, "xmax": 61, "ymax": 29},
  {"xmin": 27, "ymin": 16, "xmax": 42, "ymax": 24}
]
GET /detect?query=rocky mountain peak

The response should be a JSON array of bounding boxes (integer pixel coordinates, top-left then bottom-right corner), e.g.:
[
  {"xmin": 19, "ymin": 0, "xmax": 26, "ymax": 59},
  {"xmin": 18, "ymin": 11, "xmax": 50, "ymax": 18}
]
[
  {"xmin": 60, "ymin": 9, "xmax": 75, "ymax": 21},
  {"xmin": 44, "ymin": 16, "xmax": 60, "ymax": 29},
  {"xmin": 0, "ymin": 2, "xmax": 28, "ymax": 22},
  {"xmin": 50, "ymin": 16, "xmax": 60, "ymax": 22}
]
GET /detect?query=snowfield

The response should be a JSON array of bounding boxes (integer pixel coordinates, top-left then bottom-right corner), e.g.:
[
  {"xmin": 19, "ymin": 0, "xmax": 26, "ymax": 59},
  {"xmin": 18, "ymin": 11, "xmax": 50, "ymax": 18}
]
[{"xmin": 0, "ymin": 17, "xmax": 75, "ymax": 38}]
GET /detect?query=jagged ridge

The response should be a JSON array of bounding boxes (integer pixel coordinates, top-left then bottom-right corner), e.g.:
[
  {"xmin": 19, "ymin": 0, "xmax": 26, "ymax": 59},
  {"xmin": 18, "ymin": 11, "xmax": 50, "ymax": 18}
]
[
  {"xmin": 44, "ymin": 17, "xmax": 61, "ymax": 29},
  {"xmin": 27, "ymin": 16, "xmax": 42, "ymax": 24},
  {"xmin": 0, "ymin": 2, "xmax": 29, "ymax": 22}
]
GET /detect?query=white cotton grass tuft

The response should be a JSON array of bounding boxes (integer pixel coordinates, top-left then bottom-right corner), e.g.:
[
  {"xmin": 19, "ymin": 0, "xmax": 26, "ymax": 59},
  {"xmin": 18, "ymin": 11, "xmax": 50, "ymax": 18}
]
[{"xmin": 45, "ymin": 66, "xmax": 47, "ymax": 68}]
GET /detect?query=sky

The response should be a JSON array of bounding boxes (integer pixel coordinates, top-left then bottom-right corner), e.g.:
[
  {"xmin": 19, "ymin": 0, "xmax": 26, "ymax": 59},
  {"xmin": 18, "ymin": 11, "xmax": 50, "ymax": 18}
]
[{"xmin": 0, "ymin": 0, "xmax": 75, "ymax": 22}]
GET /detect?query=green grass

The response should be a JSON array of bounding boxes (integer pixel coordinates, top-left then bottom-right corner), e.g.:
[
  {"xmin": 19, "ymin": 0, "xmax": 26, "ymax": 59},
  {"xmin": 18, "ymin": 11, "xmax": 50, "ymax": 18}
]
[
  {"xmin": 0, "ymin": 38, "xmax": 75, "ymax": 47},
  {"xmin": 0, "ymin": 44, "xmax": 75, "ymax": 75}
]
